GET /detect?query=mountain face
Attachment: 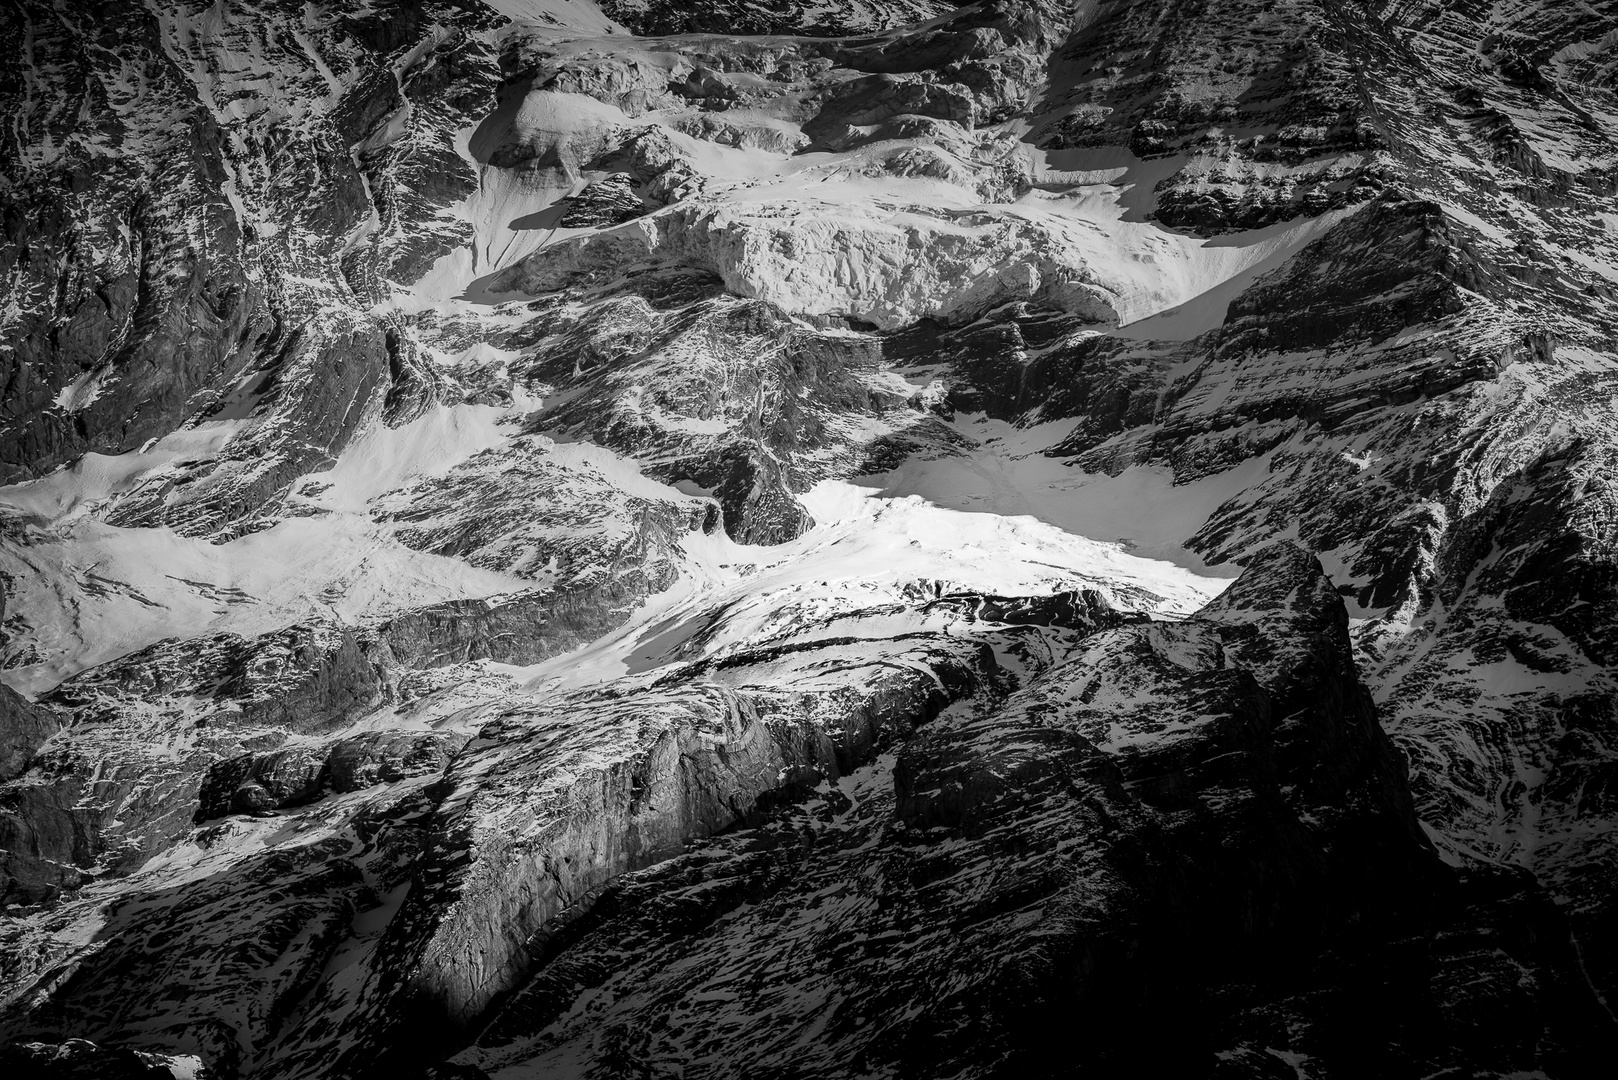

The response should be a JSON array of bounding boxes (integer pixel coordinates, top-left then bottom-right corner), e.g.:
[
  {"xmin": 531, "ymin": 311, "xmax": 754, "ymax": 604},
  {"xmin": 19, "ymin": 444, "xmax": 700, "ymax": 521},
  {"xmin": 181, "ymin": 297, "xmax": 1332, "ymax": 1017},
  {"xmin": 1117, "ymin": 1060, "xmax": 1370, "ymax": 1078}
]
[{"xmin": 1, "ymin": 0, "xmax": 1616, "ymax": 1076}]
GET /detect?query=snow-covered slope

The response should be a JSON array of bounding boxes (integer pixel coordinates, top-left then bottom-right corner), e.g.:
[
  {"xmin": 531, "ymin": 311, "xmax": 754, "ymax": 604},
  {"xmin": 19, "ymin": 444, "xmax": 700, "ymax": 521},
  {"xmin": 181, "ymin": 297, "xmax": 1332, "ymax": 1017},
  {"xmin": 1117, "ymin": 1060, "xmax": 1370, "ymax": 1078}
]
[{"xmin": 2, "ymin": 0, "xmax": 1617, "ymax": 1076}]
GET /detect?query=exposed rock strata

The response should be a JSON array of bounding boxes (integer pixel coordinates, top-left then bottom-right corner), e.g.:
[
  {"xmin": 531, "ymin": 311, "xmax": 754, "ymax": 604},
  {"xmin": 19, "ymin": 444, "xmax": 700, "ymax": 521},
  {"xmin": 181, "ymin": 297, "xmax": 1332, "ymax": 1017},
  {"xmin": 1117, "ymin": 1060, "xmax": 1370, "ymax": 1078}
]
[
  {"xmin": 195, "ymin": 730, "xmax": 467, "ymax": 821},
  {"xmin": 442, "ymin": 546, "xmax": 1604, "ymax": 1078}
]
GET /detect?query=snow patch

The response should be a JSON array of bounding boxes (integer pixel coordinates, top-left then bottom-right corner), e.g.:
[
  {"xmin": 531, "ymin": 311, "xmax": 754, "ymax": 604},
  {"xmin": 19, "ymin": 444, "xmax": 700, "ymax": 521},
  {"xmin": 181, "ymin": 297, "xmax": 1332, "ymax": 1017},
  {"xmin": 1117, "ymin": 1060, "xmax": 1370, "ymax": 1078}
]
[{"xmin": 859, "ymin": 414, "xmax": 1259, "ymax": 575}]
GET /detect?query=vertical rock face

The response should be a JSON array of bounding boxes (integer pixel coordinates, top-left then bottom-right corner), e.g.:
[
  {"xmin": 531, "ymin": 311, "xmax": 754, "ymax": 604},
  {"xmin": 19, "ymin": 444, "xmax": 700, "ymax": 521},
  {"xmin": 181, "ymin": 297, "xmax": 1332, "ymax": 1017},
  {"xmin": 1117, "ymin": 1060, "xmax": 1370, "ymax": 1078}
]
[
  {"xmin": 2, "ymin": 0, "xmax": 1618, "ymax": 1077},
  {"xmin": 440, "ymin": 546, "xmax": 1587, "ymax": 1079},
  {"xmin": 0, "ymin": 687, "xmax": 53, "ymax": 785},
  {"xmin": 0, "ymin": 576, "xmax": 65, "ymax": 904},
  {"xmin": 0, "ymin": 1, "xmax": 264, "ymax": 483},
  {"xmin": 0, "ymin": 586, "xmax": 54, "ymax": 782}
]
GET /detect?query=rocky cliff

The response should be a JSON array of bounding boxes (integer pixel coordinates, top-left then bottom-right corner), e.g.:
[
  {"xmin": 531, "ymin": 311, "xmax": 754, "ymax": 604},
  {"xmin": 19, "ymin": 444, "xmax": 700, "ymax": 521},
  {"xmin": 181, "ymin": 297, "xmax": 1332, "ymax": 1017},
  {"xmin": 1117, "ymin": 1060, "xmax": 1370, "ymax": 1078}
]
[{"xmin": 2, "ymin": 1, "xmax": 1616, "ymax": 1077}]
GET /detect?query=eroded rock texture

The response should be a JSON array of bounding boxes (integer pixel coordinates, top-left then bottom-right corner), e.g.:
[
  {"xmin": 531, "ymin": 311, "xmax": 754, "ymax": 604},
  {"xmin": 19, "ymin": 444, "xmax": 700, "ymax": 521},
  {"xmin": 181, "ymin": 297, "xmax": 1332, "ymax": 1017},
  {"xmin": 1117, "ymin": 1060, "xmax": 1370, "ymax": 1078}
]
[{"xmin": 2, "ymin": 0, "xmax": 1617, "ymax": 1077}]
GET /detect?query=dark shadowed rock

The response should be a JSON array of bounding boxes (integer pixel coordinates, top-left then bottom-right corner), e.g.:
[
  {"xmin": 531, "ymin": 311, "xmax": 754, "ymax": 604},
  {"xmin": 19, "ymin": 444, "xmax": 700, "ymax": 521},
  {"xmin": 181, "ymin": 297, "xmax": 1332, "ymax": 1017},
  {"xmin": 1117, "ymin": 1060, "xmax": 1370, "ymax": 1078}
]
[
  {"xmin": 196, "ymin": 730, "xmax": 467, "ymax": 821},
  {"xmin": 0, "ymin": 688, "xmax": 55, "ymax": 786},
  {"xmin": 0, "ymin": 1038, "xmax": 203, "ymax": 1079}
]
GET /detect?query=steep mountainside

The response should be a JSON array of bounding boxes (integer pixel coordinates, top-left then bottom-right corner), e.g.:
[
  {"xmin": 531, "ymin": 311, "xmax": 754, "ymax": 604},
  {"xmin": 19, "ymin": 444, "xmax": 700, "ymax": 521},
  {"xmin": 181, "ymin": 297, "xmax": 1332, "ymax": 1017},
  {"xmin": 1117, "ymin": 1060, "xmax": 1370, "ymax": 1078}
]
[{"xmin": 1, "ymin": 1, "xmax": 1616, "ymax": 1077}]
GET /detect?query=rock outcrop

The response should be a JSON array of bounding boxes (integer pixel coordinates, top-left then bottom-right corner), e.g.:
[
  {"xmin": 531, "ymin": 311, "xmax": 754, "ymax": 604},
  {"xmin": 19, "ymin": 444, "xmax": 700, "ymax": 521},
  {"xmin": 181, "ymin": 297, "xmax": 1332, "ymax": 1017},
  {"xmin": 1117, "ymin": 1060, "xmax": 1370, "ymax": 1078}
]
[
  {"xmin": 195, "ymin": 730, "xmax": 467, "ymax": 821},
  {"xmin": 441, "ymin": 546, "xmax": 1602, "ymax": 1079},
  {"xmin": 0, "ymin": 690, "xmax": 54, "ymax": 789}
]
